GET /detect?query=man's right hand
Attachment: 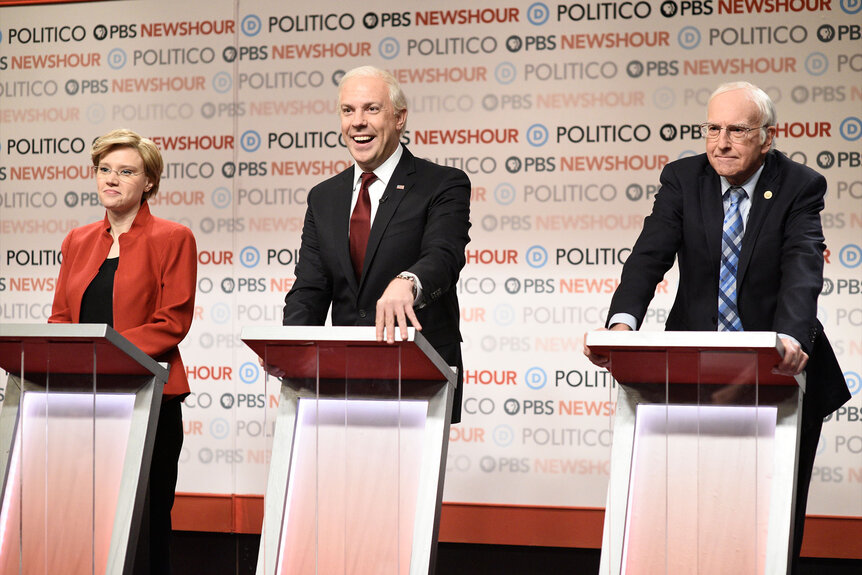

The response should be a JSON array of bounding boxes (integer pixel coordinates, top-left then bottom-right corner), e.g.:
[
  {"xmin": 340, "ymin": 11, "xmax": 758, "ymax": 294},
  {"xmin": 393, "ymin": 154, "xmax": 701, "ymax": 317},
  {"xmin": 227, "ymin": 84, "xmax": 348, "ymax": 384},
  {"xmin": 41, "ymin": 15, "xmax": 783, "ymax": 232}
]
[
  {"xmin": 258, "ymin": 356, "xmax": 285, "ymax": 379},
  {"xmin": 375, "ymin": 276, "xmax": 422, "ymax": 344},
  {"xmin": 583, "ymin": 323, "xmax": 632, "ymax": 368}
]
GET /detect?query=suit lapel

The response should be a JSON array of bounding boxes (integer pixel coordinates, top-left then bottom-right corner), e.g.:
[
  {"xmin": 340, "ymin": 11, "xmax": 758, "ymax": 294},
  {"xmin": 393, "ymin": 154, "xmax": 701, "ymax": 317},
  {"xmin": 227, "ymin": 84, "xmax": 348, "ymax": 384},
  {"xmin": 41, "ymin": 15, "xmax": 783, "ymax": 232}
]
[
  {"xmin": 700, "ymin": 168, "xmax": 724, "ymax": 274},
  {"xmin": 332, "ymin": 168, "xmax": 359, "ymax": 292},
  {"xmin": 738, "ymin": 153, "xmax": 779, "ymax": 284},
  {"xmin": 360, "ymin": 149, "xmax": 416, "ymax": 286}
]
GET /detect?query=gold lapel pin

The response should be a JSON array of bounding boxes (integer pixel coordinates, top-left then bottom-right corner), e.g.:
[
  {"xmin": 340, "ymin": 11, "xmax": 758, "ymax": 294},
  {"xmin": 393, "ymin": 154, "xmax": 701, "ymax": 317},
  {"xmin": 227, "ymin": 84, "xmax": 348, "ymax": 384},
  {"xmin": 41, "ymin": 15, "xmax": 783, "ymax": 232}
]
[{"xmin": 764, "ymin": 191, "xmax": 773, "ymax": 200}]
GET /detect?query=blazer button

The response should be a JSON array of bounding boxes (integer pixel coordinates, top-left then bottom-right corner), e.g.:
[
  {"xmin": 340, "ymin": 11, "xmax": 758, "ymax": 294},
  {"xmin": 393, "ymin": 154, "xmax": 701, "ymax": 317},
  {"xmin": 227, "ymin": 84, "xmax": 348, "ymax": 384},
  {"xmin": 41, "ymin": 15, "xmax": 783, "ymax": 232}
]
[{"xmin": 358, "ymin": 309, "xmax": 367, "ymax": 318}]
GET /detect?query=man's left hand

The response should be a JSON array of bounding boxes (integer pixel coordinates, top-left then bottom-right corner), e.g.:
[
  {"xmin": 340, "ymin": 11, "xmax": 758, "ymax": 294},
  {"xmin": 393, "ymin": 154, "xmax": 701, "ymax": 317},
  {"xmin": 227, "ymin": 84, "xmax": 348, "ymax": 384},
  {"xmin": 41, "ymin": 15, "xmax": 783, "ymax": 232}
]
[
  {"xmin": 774, "ymin": 336, "xmax": 808, "ymax": 376},
  {"xmin": 376, "ymin": 276, "xmax": 422, "ymax": 343}
]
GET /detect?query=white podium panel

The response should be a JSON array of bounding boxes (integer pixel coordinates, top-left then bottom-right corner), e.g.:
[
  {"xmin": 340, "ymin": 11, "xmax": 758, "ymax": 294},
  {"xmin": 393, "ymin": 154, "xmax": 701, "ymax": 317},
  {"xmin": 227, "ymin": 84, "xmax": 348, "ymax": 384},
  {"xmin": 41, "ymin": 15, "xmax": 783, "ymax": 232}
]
[
  {"xmin": 242, "ymin": 326, "xmax": 457, "ymax": 575},
  {"xmin": 0, "ymin": 324, "xmax": 167, "ymax": 575},
  {"xmin": 587, "ymin": 331, "xmax": 804, "ymax": 575}
]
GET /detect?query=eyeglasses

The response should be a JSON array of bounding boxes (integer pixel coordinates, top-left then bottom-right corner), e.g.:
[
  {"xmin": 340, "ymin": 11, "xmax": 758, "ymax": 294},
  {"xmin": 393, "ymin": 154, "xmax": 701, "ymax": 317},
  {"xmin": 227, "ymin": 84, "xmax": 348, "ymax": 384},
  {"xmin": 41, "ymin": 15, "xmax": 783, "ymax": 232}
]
[
  {"xmin": 93, "ymin": 165, "xmax": 144, "ymax": 181},
  {"xmin": 699, "ymin": 123, "xmax": 768, "ymax": 142}
]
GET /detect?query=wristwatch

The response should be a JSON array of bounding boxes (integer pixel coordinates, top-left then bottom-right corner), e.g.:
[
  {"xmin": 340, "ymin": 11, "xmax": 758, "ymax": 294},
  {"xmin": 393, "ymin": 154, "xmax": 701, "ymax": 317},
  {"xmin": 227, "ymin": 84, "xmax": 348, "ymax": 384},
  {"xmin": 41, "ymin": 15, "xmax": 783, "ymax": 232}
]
[{"xmin": 396, "ymin": 273, "xmax": 418, "ymax": 299}]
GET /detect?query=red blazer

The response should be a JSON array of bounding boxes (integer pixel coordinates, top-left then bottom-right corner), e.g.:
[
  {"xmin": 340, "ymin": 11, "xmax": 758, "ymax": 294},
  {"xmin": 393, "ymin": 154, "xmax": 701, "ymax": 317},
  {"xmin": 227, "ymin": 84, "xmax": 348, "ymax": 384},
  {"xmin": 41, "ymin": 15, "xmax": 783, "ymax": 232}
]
[{"xmin": 49, "ymin": 202, "xmax": 197, "ymax": 399}]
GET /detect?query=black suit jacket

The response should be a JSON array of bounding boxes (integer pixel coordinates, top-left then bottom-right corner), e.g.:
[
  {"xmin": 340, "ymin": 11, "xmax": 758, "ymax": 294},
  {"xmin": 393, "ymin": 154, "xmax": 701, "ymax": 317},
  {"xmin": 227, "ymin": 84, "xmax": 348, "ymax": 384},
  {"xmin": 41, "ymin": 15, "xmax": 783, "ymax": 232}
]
[
  {"xmin": 609, "ymin": 150, "xmax": 849, "ymax": 417},
  {"xmin": 283, "ymin": 146, "xmax": 471, "ymax": 421}
]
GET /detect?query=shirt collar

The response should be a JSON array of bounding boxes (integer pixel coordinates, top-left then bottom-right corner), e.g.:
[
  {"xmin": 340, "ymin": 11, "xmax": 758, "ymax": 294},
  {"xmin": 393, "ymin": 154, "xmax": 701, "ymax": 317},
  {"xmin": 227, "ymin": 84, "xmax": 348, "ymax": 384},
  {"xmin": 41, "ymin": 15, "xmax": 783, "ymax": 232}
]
[
  {"xmin": 351, "ymin": 144, "xmax": 403, "ymax": 189},
  {"xmin": 719, "ymin": 162, "xmax": 765, "ymax": 198}
]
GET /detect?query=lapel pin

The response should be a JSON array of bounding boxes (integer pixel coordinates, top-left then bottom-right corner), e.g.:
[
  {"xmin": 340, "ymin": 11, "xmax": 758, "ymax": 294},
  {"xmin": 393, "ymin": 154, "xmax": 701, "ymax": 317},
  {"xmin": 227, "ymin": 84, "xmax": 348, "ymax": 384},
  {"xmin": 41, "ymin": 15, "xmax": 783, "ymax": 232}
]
[
  {"xmin": 396, "ymin": 184, "xmax": 405, "ymax": 190},
  {"xmin": 764, "ymin": 191, "xmax": 773, "ymax": 200}
]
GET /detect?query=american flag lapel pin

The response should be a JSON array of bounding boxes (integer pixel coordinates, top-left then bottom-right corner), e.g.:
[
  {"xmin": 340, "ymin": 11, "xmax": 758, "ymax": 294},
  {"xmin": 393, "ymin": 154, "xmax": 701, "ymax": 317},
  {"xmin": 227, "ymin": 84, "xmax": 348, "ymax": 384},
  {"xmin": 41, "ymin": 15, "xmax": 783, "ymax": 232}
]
[{"xmin": 396, "ymin": 184, "xmax": 405, "ymax": 190}]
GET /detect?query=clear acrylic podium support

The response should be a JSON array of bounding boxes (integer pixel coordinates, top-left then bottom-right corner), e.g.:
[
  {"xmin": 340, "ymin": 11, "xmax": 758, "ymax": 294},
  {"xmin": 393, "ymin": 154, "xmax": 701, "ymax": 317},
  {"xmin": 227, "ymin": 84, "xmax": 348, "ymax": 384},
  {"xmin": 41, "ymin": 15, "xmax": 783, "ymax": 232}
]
[
  {"xmin": 241, "ymin": 326, "xmax": 457, "ymax": 575},
  {"xmin": 0, "ymin": 324, "xmax": 167, "ymax": 575},
  {"xmin": 587, "ymin": 331, "xmax": 804, "ymax": 575}
]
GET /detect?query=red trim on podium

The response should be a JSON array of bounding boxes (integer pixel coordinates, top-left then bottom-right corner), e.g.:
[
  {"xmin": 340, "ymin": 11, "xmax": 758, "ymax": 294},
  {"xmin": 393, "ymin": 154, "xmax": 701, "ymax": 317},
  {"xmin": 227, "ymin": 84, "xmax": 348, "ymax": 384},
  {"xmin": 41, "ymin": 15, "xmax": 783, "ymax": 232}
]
[
  {"xmin": 171, "ymin": 494, "xmax": 861, "ymax": 559},
  {"xmin": 0, "ymin": 1, "xmax": 95, "ymax": 5},
  {"xmin": 439, "ymin": 503, "xmax": 605, "ymax": 549},
  {"xmin": 172, "ymin": 493, "xmax": 264, "ymax": 535},
  {"xmin": 801, "ymin": 516, "xmax": 862, "ymax": 559}
]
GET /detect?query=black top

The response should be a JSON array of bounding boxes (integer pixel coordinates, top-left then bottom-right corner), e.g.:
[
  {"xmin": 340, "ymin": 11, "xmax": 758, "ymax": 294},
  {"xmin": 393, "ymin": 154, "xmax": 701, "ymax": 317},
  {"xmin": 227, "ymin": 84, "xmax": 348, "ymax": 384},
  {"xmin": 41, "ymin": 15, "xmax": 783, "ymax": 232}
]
[{"xmin": 79, "ymin": 257, "xmax": 118, "ymax": 326}]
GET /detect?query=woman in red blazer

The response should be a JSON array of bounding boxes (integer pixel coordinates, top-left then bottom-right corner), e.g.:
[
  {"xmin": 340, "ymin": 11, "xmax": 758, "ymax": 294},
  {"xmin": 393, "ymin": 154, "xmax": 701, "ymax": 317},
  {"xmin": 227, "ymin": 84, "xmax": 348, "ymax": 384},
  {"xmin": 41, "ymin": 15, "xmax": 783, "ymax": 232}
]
[{"xmin": 50, "ymin": 128, "xmax": 196, "ymax": 575}]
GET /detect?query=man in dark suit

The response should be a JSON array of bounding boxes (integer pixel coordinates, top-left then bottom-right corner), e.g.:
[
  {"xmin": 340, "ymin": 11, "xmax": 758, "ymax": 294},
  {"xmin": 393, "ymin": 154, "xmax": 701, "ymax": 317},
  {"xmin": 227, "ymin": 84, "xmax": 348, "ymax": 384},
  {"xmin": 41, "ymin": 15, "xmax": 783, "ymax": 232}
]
[
  {"xmin": 283, "ymin": 65, "xmax": 471, "ymax": 422},
  {"xmin": 584, "ymin": 81, "xmax": 849, "ymax": 572}
]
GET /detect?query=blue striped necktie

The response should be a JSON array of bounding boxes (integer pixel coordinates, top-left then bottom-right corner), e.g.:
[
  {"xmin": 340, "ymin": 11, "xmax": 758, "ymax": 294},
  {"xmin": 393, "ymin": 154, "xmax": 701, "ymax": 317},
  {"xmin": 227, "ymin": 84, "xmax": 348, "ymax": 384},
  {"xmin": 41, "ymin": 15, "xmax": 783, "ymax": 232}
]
[{"xmin": 718, "ymin": 186, "xmax": 745, "ymax": 331}]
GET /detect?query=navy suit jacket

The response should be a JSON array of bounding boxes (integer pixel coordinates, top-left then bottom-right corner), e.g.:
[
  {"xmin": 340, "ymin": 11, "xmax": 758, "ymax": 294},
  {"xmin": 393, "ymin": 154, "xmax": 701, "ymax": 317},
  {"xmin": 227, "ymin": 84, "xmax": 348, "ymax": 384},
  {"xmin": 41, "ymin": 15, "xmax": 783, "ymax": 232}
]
[
  {"xmin": 283, "ymin": 146, "xmax": 471, "ymax": 421},
  {"xmin": 609, "ymin": 150, "xmax": 849, "ymax": 417}
]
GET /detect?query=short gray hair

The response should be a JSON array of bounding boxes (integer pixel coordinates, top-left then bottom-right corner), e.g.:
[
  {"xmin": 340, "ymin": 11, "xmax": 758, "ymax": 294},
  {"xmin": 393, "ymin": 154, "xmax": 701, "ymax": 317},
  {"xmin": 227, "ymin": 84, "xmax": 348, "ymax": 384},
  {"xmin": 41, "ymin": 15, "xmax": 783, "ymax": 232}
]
[{"xmin": 708, "ymin": 81, "xmax": 776, "ymax": 146}]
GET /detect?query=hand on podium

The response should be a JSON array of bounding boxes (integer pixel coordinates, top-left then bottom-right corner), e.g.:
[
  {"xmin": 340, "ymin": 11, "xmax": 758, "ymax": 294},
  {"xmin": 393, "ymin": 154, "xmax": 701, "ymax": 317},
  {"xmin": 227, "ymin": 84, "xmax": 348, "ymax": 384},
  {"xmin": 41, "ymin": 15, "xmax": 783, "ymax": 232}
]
[
  {"xmin": 774, "ymin": 335, "xmax": 808, "ymax": 377},
  {"xmin": 375, "ymin": 276, "xmax": 422, "ymax": 344},
  {"xmin": 258, "ymin": 356, "xmax": 285, "ymax": 379},
  {"xmin": 583, "ymin": 323, "xmax": 632, "ymax": 369}
]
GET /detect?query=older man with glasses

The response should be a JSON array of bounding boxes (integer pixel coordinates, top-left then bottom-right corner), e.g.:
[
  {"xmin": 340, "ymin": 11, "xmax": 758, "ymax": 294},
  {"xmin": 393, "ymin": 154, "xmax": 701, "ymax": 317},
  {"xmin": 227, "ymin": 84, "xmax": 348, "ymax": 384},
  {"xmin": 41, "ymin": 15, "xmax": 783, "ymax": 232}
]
[{"xmin": 585, "ymin": 81, "xmax": 850, "ymax": 573}]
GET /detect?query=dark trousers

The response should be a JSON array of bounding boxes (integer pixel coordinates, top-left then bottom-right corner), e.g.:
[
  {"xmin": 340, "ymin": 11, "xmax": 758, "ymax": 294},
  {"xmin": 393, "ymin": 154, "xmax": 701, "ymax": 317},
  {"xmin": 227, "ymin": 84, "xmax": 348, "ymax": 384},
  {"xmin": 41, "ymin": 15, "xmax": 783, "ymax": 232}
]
[
  {"xmin": 134, "ymin": 397, "xmax": 184, "ymax": 575},
  {"xmin": 791, "ymin": 395, "xmax": 823, "ymax": 575}
]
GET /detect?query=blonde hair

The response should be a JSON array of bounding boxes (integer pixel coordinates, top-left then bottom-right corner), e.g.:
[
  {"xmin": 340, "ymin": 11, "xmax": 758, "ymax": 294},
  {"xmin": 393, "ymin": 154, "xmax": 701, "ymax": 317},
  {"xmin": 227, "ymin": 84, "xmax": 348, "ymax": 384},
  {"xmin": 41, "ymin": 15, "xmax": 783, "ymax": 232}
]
[
  {"xmin": 339, "ymin": 66, "xmax": 408, "ymax": 133},
  {"xmin": 91, "ymin": 128, "xmax": 163, "ymax": 202}
]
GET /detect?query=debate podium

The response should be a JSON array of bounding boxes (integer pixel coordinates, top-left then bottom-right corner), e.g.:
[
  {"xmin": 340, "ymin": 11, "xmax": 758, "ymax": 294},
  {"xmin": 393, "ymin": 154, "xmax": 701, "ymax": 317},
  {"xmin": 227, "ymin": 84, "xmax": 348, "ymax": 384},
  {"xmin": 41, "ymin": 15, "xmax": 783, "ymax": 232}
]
[
  {"xmin": 587, "ymin": 331, "xmax": 804, "ymax": 575},
  {"xmin": 241, "ymin": 326, "xmax": 457, "ymax": 575},
  {"xmin": 0, "ymin": 324, "xmax": 167, "ymax": 575}
]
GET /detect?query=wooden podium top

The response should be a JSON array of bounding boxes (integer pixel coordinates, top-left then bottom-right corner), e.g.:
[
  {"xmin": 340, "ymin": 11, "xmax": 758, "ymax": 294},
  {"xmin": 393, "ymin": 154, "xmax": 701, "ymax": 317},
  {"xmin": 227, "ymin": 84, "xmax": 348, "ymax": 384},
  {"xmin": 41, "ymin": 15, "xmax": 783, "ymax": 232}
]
[
  {"xmin": 241, "ymin": 326, "xmax": 457, "ymax": 385},
  {"xmin": 585, "ymin": 331, "xmax": 803, "ymax": 388},
  {"xmin": 0, "ymin": 323, "xmax": 168, "ymax": 381}
]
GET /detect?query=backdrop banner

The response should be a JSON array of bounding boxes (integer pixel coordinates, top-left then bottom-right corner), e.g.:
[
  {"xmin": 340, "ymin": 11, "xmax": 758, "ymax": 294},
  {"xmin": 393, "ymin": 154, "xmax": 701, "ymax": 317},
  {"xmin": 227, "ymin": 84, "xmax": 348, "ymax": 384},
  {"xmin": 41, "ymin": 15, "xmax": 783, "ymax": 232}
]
[{"xmin": 0, "ymin": 0, "xmax": 859, "ymax": 521}]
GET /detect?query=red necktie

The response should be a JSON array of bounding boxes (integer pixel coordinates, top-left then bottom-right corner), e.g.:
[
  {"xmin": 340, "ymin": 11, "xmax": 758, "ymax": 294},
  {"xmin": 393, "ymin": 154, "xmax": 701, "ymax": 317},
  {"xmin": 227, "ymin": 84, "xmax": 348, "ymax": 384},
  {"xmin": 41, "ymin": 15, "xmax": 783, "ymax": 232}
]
[{"xmin": 349, "ymin": 172, "xmax": 377, "ymax": 280}]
